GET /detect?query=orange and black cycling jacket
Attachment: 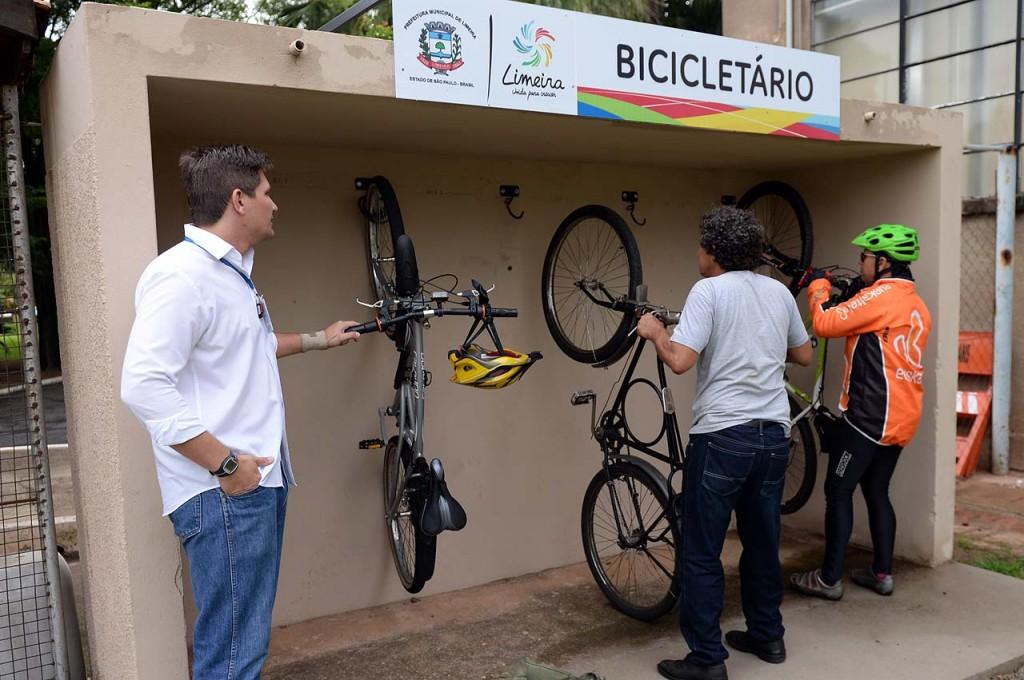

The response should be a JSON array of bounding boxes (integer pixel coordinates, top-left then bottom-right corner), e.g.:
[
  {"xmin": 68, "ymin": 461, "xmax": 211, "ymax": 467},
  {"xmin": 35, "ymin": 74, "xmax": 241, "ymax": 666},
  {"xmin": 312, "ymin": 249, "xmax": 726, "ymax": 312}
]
[{"xmin": 808, "ymin": 277, "xmax": 932, "ymax": 447}]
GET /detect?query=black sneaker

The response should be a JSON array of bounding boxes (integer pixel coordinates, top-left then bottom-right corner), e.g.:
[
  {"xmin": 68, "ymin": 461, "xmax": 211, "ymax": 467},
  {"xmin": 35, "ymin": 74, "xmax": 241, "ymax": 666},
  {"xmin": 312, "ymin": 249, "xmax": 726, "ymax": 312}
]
[
  {"xmin": 657, "ymin": 659, "xmax": 728, "ymax": 680},
  {"xmin": 725, "ymin": 630, "xmax": 786, "ymax": 664}
]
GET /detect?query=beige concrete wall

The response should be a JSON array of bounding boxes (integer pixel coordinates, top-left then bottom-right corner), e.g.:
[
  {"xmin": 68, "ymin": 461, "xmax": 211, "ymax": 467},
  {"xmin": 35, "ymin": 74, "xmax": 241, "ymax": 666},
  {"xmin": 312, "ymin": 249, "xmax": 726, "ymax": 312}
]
[
  {"xmin": 723, "ymin": 0, "xmax": 812, "ymax": 49},
  {"xmin": 959, "ymin": 210, "xmax": 1024, "ymax": 471},
  {"xmin": 42, "ymin": 5, "xmax": 961, "ymax": 678}
]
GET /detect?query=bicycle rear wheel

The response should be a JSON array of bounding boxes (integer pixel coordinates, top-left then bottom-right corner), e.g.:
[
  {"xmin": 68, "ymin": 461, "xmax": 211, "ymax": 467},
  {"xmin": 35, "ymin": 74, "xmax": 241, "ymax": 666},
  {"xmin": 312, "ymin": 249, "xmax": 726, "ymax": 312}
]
[
  {"xmin": 581, "ymin": 462, "xmax": 679, "ymax": 621},
  {"xmin": 363, "ymin": 176, "xmax": 407, "ymax": 301},
  {"xmin": 541, "ymin": 205, "xmax": 643, "ymax": 365},
  {"xmin": 737, "ymin": 181, "xmax": 814, "ymax": 294},
  {"xmin": 782, "ymin": 398, "xmax": 818, "ymax": 515},
  {"xmin": 383, "ymin": 436, "xmax": 436, "ymax": 593}
]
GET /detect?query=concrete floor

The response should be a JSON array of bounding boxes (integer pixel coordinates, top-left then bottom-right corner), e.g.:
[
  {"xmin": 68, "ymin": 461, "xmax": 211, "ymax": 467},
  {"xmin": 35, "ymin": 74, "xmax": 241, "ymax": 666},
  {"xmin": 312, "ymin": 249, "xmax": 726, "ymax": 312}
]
[
  {"xmin": 12, "ymin": 427, "xmax": 1023, "ymax": 680},
  {"xmin": 262, "ymin": 530, "xmax": 1024, "ymax": 680}
]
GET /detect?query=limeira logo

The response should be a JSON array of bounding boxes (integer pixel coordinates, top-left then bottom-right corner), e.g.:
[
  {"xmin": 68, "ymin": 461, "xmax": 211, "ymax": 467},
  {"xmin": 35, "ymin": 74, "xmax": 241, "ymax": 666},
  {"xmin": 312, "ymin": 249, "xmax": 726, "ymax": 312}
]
[
  {"xmin": 514, "ymin": 21, "xmax": 555, "ymax": 68},
  {"xmin": 418, "ymin": 20, "xmax": 464, "ymax": 75}
]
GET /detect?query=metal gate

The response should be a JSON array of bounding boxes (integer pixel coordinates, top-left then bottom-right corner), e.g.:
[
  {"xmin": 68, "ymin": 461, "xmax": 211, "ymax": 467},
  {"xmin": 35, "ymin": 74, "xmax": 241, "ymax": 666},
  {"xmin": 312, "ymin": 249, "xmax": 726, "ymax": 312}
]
[{"xmin": 1, "ymin": 85, "xmax": 66, "ymax": 680}]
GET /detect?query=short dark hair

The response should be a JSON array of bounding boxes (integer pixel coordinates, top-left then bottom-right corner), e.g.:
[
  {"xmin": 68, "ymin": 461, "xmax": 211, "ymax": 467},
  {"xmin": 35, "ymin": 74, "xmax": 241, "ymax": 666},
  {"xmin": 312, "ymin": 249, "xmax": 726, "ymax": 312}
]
[
  {"xmin": 178, "ymin": 145, "xmax": 272, "ymax": 226},
  {"xmin": 878, "ymin": 251, "xmax": 914, "ymax": 279},
  {"xmin": 699, "ymin": 206, "xmax": 766, "ymax": 272}
]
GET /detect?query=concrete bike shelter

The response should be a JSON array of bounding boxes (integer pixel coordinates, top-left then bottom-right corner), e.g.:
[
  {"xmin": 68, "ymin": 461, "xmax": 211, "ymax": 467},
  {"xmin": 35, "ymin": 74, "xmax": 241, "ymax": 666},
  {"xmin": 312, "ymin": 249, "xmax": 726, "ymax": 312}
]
[{"xmin": 41, "ymin": 5, "xmax": 961, "ymax": 678}]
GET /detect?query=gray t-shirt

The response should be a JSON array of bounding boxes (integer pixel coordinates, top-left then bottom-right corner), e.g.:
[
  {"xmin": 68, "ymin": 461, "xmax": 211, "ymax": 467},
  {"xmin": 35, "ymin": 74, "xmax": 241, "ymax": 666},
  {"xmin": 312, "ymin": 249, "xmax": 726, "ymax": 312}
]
[{"xmin": 670, "ymin": 271, "xmax": 809, "ymax": 435}]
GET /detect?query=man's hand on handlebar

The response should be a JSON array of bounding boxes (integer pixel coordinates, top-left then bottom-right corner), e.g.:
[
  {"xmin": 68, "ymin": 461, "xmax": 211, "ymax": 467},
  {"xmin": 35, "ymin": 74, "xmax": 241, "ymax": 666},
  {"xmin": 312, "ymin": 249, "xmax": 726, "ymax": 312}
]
[
  {"xmin": 637, "ymin": 313, "xmax": 668, "ymax": 341},
  {"xmin": 325, "ymin": 320, "xmax": 361, "ymax": 347}
]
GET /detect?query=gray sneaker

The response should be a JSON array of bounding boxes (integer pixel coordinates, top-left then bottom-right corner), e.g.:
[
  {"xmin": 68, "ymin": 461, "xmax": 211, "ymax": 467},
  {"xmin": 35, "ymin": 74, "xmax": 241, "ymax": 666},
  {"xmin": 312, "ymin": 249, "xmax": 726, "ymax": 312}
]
[
  {"xmin": 850, "ymin": 568, "xmax": 894, "ymax": 596},
  {"xmin": 790, "ymin": 569, "xmax": 844, "ymax": 600}
]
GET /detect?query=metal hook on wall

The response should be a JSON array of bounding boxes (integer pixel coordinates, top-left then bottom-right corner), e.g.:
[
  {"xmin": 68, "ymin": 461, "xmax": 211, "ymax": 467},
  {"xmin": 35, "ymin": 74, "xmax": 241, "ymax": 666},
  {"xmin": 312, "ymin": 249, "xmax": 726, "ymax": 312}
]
[
  {"xmin": 500, "ymin": 185, "xmax": 524, "ymax": 220},
  {"xmin": 622, "ymin": 191, "xmax": 646, "ymax": 226}
]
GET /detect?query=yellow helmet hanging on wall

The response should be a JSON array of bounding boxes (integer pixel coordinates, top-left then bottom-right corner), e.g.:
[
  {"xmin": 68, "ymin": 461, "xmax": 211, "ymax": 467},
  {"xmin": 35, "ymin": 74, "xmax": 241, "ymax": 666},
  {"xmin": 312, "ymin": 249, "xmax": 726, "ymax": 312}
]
[{"xmin": 448, "ymin": 344, "xmax": 543, "ymax": 389}]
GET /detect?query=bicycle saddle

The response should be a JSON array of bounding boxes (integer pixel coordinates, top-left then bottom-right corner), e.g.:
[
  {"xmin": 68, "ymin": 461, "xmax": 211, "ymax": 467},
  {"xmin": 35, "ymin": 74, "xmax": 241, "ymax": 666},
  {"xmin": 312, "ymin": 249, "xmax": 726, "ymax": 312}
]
[{"xmin": 419, "ymin": 458, "xmax": 467, "ymax": 537}]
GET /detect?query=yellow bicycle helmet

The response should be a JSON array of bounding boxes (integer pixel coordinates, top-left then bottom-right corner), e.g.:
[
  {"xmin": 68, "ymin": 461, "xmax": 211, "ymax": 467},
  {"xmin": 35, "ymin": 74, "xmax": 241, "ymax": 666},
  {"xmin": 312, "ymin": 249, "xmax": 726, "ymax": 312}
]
[{"xmin": 448, "ymin": 344, "xmax": 542, "ymax": 389}]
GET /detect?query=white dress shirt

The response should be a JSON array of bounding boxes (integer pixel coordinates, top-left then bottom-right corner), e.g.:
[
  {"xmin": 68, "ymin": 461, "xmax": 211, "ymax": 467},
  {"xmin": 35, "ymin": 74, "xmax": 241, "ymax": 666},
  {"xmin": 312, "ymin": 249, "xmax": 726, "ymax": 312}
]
[{"xmin": 121, "ymin": 224, "xmax": 293, "ymax": 515}]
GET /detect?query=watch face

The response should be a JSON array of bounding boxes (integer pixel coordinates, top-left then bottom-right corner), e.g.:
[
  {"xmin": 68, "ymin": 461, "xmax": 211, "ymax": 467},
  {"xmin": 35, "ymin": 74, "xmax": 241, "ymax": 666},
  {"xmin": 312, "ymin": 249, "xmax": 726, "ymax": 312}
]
[{"xmin": 224, "ymin": 456, "xmax": 239, "ymax": 475}]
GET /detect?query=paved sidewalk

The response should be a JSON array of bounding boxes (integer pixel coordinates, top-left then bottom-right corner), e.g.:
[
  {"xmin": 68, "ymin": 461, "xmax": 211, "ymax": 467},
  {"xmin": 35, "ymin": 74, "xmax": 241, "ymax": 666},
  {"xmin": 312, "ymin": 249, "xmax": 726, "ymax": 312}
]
[{"xmin": 264, "ymin": 530, "xmax": 1024, "ymax": 680}]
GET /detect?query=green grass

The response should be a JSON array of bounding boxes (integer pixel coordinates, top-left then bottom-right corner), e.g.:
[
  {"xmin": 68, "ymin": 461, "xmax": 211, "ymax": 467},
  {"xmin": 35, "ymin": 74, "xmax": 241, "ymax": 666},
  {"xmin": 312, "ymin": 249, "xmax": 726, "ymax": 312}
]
[
  {"xmin": 974, "ymin": 554, "xmax": 1024, "ymax": 579},
  {"xmin": 956, "ymin": 534, "xmax": 977, "ymax": 551}
]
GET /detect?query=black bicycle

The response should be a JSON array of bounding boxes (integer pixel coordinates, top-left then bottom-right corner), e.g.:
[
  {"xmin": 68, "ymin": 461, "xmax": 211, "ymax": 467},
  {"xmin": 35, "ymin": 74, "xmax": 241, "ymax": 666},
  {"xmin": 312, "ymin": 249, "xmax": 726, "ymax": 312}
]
[{"xmin": 540, "ymin": 185, "xmax": 819, "ymax": 518}]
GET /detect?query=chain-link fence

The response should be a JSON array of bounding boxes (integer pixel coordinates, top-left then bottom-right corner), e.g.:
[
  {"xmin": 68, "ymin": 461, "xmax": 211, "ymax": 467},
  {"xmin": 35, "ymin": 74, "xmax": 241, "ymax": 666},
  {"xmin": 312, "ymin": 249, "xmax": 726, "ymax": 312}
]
[
  {"xmin": 959, "ymin": 200, "xmax": 1024, "ymax": 471},
  {"xmin": 1, "ymin": 87, "xmax": 65, "ymax": 680}
]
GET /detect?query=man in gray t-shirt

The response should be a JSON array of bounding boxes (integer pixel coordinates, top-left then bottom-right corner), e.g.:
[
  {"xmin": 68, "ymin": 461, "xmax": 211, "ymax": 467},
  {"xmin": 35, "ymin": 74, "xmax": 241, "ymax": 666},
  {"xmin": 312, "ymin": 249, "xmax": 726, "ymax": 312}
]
[{"xmin": 638, "ymin": 207, "xmax": 812, "ymax": 680}]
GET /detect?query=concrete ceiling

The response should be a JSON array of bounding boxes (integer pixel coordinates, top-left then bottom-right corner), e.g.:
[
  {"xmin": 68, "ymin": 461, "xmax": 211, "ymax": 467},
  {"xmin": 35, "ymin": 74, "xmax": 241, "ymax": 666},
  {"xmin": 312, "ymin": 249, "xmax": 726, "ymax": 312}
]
[{"xmin": 148, "ymin": 77, "xmax": 925, "ymax": 171}]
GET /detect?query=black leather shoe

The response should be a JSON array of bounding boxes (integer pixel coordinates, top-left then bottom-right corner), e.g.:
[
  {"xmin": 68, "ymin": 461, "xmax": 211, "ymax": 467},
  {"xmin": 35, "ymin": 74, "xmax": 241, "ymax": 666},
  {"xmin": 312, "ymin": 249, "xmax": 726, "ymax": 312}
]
[
  {"xmin": 725, "ymin": 630, "xmax": 786, "ymax": 664},
  {"xmin": 657, "ymin": 659, "xmax": 728, "ymax": 680}
]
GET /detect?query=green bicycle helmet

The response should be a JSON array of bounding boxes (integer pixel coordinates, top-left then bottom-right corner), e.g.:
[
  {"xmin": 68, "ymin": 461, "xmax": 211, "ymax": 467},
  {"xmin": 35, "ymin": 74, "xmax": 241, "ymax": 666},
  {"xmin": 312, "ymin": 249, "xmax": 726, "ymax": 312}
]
[{"xmin": 852, "ymin": 224, "xmax": 920, "ymax": 262}]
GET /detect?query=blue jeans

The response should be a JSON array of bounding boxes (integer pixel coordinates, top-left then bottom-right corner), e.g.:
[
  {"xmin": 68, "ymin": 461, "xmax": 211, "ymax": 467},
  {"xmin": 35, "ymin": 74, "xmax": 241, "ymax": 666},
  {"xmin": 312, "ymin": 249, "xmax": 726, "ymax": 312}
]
[
  {"xmin": 680, "ymin": 422, "xmax": 789, "ymax": 666},
  {"xmin": 169, "ymin": 485, "xmax": 288, "ymax": 680}
]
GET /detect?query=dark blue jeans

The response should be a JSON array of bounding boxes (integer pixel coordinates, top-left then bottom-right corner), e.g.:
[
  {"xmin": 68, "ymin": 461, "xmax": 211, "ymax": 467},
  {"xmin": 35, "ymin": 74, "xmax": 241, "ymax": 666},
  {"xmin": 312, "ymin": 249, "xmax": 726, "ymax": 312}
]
[
  {"xmin": 169, "ymin": 485, "xmax": 289, "ymax": 680},
  {"xmin": 680, "ymin": 422, "xmax": 789, "ymax": 666}
]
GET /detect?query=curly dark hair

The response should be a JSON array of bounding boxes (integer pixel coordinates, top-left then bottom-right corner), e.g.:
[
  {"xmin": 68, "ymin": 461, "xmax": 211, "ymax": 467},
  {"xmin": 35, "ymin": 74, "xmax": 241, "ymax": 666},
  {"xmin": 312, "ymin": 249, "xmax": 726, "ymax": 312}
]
[{"xmin": 699, "ymin": 206, "xmax": 766, "ymax": 272}]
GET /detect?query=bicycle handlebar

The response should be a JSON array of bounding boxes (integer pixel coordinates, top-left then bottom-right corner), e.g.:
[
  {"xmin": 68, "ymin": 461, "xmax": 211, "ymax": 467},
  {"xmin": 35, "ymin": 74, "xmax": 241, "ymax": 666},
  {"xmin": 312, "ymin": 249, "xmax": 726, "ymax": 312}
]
[{"xmin": 347, "ymin": 306, "xmax": 518, "ymax": 336}]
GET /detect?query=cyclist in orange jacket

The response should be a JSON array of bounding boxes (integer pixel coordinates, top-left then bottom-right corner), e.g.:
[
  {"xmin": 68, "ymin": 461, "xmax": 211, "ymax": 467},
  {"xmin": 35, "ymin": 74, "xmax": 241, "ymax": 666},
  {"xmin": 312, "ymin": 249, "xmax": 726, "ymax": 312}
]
[{"xmin": 790, "ymin": 225, "xmax": 931, "ymax": 600}]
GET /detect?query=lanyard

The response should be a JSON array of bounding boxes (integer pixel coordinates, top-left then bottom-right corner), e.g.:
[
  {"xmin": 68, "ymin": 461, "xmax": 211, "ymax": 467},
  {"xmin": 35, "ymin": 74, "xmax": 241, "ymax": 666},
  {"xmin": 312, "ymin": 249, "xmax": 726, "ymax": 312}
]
[{"xmin": 184, "ymin": 237, "xmax": 267, "ymax": 321}]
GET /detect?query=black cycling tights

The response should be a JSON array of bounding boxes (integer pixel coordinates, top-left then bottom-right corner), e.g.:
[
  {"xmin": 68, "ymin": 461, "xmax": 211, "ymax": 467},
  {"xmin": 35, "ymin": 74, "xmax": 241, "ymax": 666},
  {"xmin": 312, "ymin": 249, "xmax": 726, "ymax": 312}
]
[{"xmin": 821, "ymin": 420, "xmax": 903, "ymax": 585}]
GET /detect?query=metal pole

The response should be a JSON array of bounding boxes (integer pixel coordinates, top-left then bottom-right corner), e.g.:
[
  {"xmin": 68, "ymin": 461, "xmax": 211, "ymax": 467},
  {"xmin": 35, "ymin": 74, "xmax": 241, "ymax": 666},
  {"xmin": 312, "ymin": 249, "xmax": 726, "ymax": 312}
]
[
  {"xmin": 1, "ymin": 84, "xmax": 68, "ymax": 680},
  {"xmin": 898, "ymin": 0, "xmax": 908, "ymax": 103},
  {"xmin": 319, "ymin": 0, "xmax": 385, "ymax": 33},
  {"xmin": 785, "ymin": 0, "xmax": 793, "ymax": 48},
  {"xmin": 992, "ymin": 147, "xmax": 1017, "ymax": 476}
]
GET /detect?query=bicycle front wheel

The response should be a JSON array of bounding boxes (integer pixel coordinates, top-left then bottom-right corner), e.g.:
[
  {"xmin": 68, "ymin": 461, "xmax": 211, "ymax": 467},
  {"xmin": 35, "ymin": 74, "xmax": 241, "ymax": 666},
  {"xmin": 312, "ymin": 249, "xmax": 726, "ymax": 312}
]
[
  {"xmin": 541, "ymin": 205, "xmax": 643, "ymax": 365},
  {"xmin": 383, "ymin": 437, "xmax": 436, "ymax": 593},
  {"xmin": 363, "ymin": 176, "xmax": 407, "ymax": 301},
  {"xmin": 782, "ymin": 399, "xmax": 818, "ymax": 515},
  {"xmin": 581, "ymin": 462, "xmax": 679, "ymax": 621},
  {"xmin": 737, "ymin": 181, "xmax": 813, "ymax": 294}
]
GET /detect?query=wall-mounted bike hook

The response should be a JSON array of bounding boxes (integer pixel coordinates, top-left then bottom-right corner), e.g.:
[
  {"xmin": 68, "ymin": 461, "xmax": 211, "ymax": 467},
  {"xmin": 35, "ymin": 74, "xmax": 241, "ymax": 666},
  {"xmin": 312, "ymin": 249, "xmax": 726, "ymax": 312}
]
[
  {"xmin": 500, "ymin": 184, "xmax": 524, "ymax": 220},
  {"xmin": 622, "ymin": 191, "xmax": 646, "ymax": 226}
]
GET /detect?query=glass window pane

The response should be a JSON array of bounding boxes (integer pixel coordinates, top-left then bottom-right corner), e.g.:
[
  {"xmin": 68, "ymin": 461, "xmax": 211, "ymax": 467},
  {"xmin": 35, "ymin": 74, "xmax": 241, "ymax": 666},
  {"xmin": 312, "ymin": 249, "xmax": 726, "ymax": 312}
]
[
  {"xmin": 813, "ymin": 0, "xmax": 898, "ymax": 43},
  {"xmin": 946, "ymin": 95, "xmax": 1014, "ymax": 146},
  {"xmin": 906, "ymin": 0, "xmax": 1015, "ymax": 64},
  {"xmin": 815, "ymin": 23, "xmax": 900, "ymax": 80},
  {"xmin": 907, "ymin": 0, "xmax": 983, "ymax": 15},
  {"xmin": 963, "ymin": 151, "xmax": 999, "ymax": 197},
  {"xmin": 840, "ymin": 71, "xmax": 900, "ymax": 102},
  {"xmin": 906, "ymin": 43, "xmax": 1016, "ymax": 106}
]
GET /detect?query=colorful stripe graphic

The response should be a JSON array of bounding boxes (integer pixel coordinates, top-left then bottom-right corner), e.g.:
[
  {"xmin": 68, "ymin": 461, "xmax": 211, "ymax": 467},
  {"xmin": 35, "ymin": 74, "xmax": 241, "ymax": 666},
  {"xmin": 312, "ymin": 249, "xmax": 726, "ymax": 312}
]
[{"xmin": 577, "ymin": 87, "xmax": 840, "ymax": 140}]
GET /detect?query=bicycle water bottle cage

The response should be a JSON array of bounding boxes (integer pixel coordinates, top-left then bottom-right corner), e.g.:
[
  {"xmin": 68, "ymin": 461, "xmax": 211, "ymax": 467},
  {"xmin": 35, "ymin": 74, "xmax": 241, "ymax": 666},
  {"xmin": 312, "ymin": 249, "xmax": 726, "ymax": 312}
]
[{"xmin": 419, "ymin": 458, "xmax": 468, "ymax": 537}]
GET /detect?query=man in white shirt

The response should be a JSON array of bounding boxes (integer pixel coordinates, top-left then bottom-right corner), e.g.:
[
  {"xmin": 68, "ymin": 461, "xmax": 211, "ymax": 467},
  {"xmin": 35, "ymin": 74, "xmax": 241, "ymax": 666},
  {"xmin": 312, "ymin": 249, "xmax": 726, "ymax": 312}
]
[
  {"xmin": 638, "ymin": 207, "xmax": 812, "ymax": 680},
  {"xmin": 121, "ymin": 145, "xmax": 360, "ymax": 680}
]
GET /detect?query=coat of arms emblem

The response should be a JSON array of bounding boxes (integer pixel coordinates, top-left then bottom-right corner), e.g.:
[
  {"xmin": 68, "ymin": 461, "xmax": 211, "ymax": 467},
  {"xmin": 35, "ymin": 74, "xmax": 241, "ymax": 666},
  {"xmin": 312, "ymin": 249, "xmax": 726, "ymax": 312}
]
[{"xmin": 418, "ymin": 21, "xmax": 464, "ymax": 74}]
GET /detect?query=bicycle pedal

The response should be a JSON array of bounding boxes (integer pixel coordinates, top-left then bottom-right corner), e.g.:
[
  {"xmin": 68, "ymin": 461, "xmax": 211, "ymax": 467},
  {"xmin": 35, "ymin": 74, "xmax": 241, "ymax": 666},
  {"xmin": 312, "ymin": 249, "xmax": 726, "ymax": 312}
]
[{"xmin": 359, "ymin": 438, "xmax": 386, "ymax": 450}]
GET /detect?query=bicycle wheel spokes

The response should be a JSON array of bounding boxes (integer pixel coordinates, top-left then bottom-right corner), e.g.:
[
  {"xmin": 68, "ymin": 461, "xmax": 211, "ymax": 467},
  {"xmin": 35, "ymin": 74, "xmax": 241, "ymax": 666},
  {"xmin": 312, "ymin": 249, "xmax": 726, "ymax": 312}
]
[
  {"xmin": 383, "ymin": 438, "xmax": 418, "ymax": 590},
  {"xmin": 552, "ymin": 219, "xmax": 629, "ymax": 348},
  {"xmin": 583, "ymin": 463, "xmax": 677, "ymax": 620},
  {"xmin": 737, "ymin": 181, "xmax": 814, "ymax": 294},
  {"xmin": 367, "ymin": 185, "xmax": 397, "ymax": 299},
  {"xmin": 542, "ymin": 205, "xmax": 642, "ymax": 365}
]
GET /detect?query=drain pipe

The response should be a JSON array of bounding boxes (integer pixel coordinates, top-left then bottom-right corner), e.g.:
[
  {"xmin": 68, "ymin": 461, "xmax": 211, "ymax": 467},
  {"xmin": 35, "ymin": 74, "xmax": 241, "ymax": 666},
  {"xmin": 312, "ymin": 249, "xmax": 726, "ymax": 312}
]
[
  {"xmin": 785, "ymin": 0, "xmax": 794, "ymax": 47},
  {"xmin": 964, "ymin": 144, "xmax": 1017, "ymax": 475},
  {"xmin": 993, "ymin": 147, "xmax": 1017, "ymax": 475}
]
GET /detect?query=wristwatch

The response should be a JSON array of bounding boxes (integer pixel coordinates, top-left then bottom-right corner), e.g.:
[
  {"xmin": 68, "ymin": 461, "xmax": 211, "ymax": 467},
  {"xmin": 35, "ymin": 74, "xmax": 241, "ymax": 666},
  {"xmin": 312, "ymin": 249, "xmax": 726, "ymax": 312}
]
[{"xmin": 210, "ymin": 450, "xmax": 240, "ymax": 478}]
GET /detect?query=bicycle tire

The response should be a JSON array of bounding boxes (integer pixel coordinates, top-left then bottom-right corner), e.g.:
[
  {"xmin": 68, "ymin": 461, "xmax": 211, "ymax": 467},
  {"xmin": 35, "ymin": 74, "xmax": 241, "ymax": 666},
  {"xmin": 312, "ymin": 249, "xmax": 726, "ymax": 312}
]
[
  {"xmin": 782, "ymin": 398, "xmax": 818, "ymax": 515},
  {"xmin": 383, "ymin": 436, "xmax": 436, "ymax": 593},
  {"xmin": 581, "ymin": 462, "xmax": 679, "ymax": 621},
  {"xmin": 541, "ymin": 205, "xmax": 643, "ymax": 365},
  {"xmin": 364, "ymin": 176, "xmax": 407, "ymax": 302},
  {"xmin": 737, "ymin": 181, "xmax": 814, "ymax": 295}
]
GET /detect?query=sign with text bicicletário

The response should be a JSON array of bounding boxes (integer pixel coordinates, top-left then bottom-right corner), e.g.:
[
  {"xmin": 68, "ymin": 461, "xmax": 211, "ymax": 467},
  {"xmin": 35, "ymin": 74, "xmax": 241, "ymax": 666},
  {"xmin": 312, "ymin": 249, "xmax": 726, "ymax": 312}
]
[{"xmin": 393, "ymin": 0, "xmax": 840, "ymax": 140}]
